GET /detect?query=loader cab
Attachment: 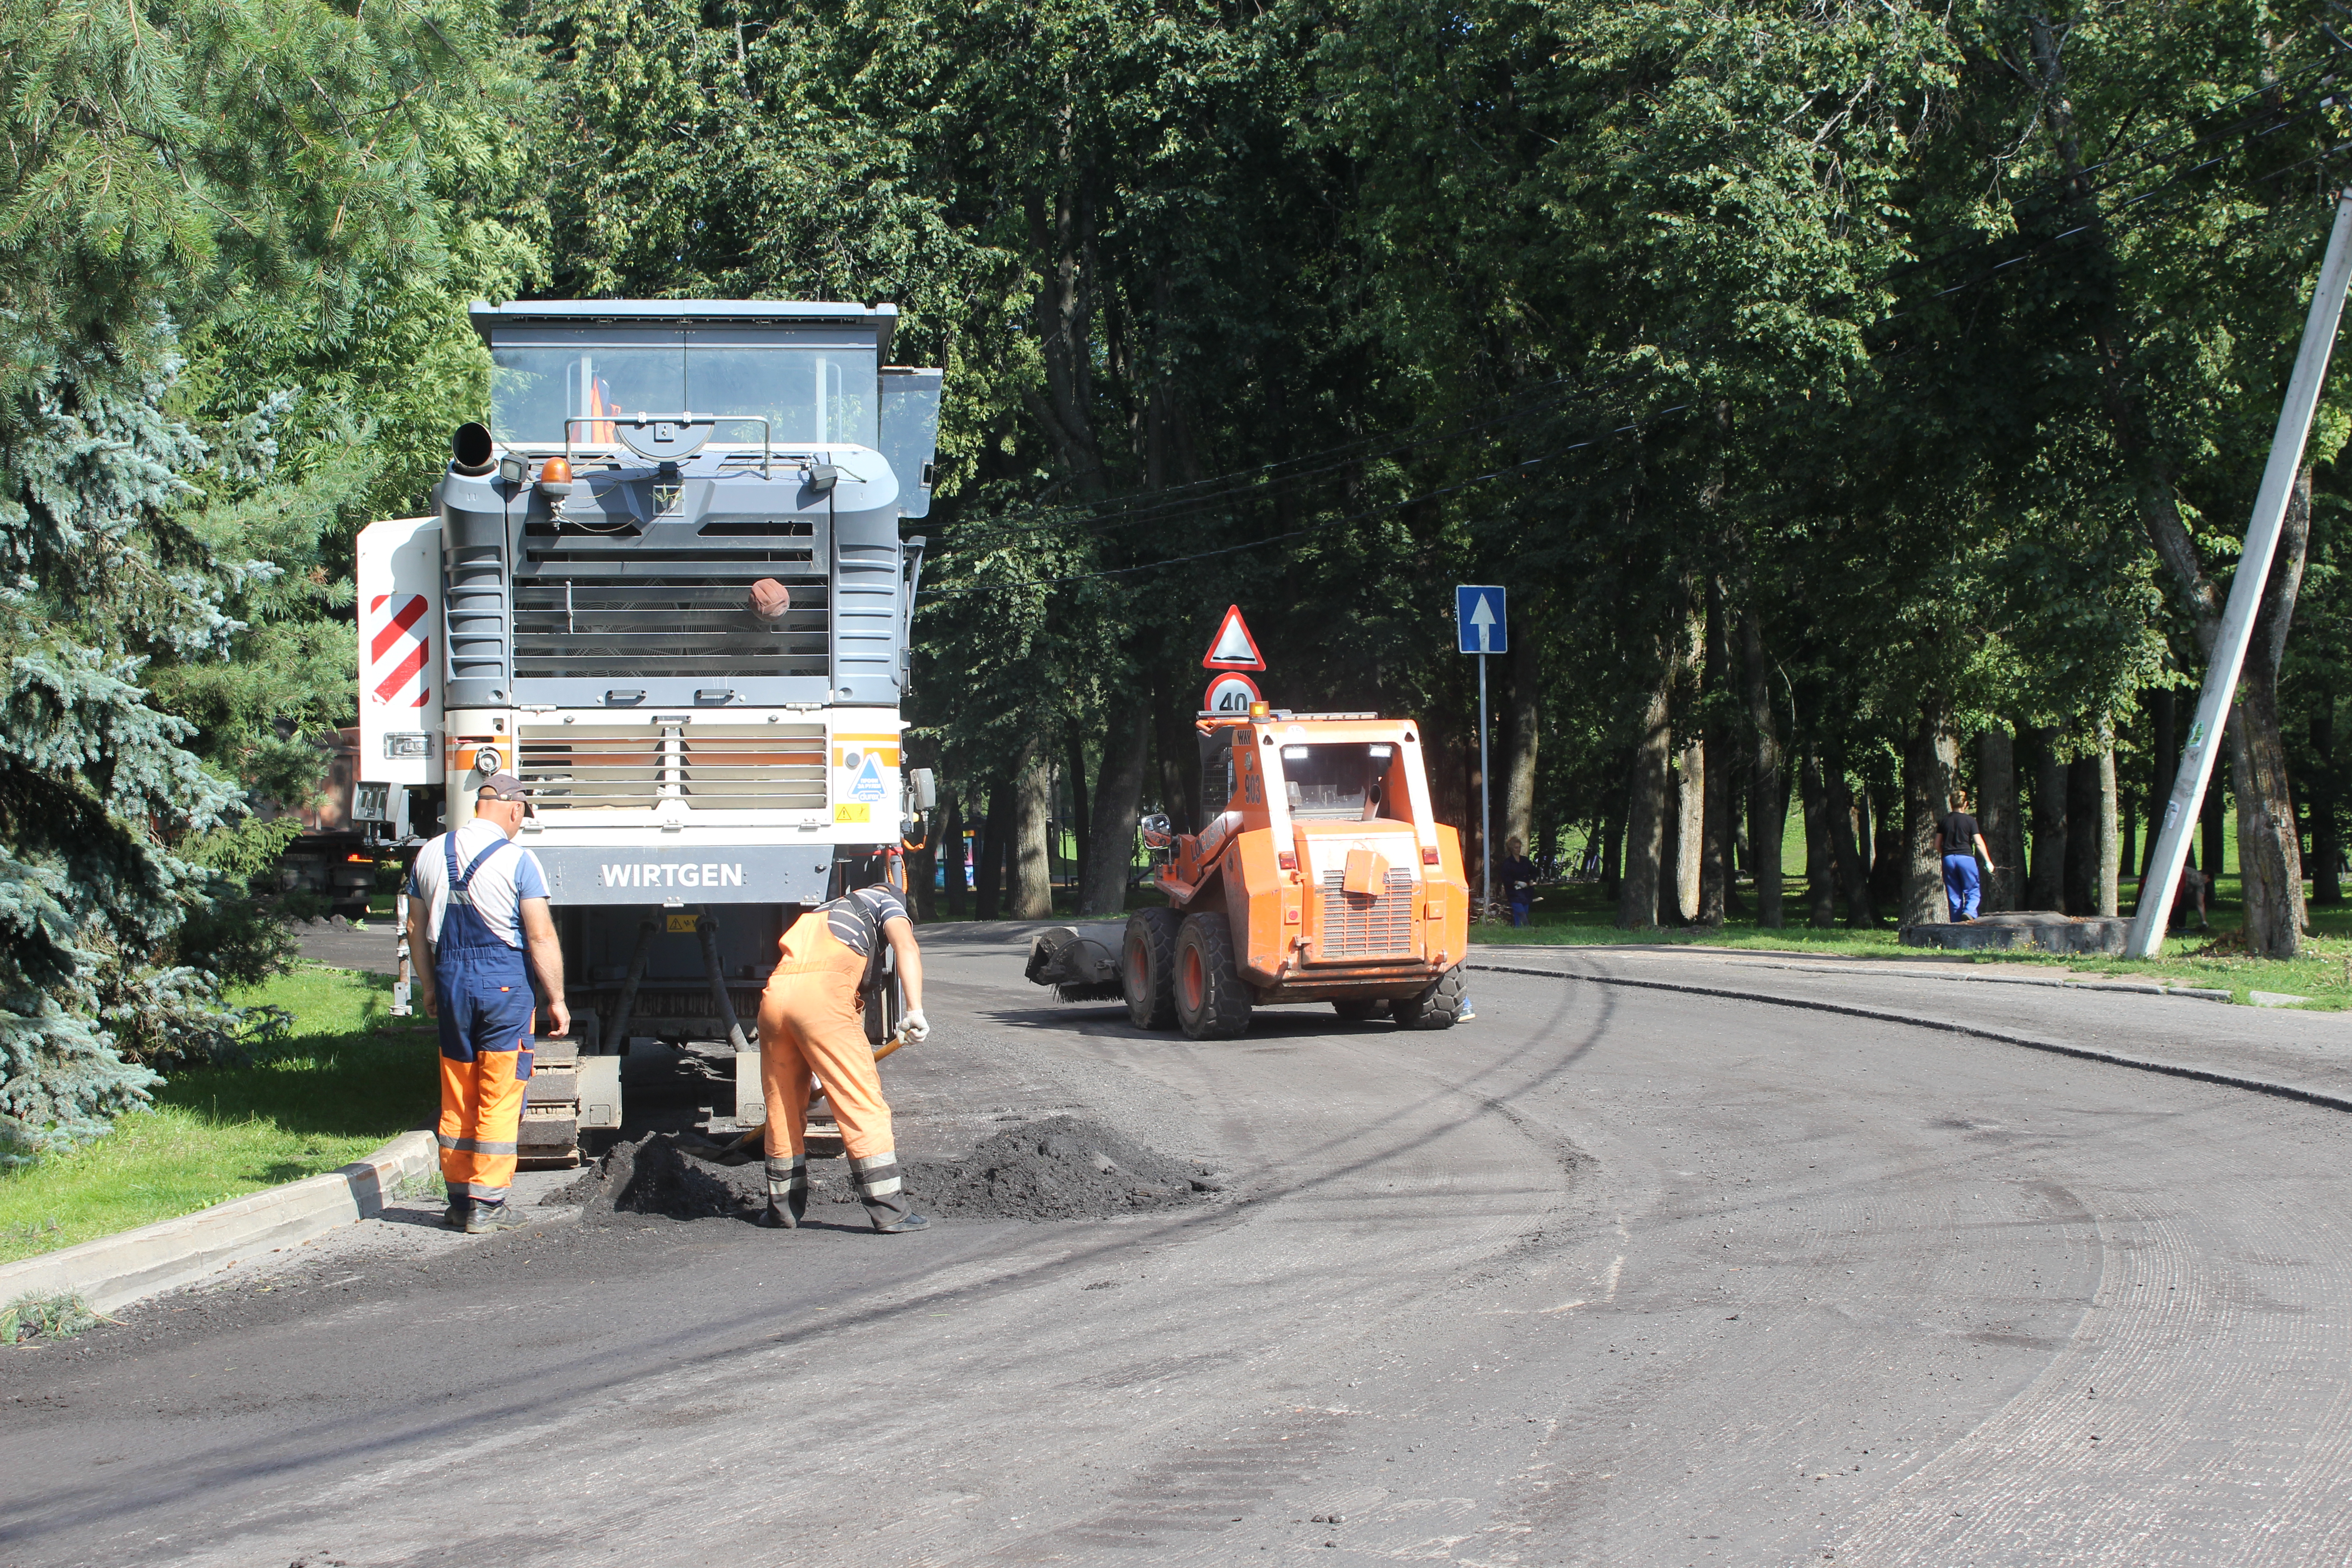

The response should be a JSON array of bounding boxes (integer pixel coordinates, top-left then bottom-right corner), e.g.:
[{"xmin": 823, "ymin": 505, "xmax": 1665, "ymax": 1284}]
[
  {"xmin": 1197, "ymin": 722, "xmax": 1243, "ymax": 816},
  {"xmin": 1269, "ymin": 740, "xmax": 1404, "ymax": 823}
]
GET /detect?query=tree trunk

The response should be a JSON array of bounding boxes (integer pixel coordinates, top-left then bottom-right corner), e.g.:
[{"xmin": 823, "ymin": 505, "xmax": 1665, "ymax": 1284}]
[
  {"xmin": 1009, "ymin": 742, "xmax": 1054, "ymax": 919},
  {"xmin": 974, "ymin": 784, "xmax": 1006, "ymax": 921},
  {"xmin": 2313, "ymin": 699, "xmax": 2342, "ymax": 906},
  {"xmin": 1800, "ymin": 748, "xmax": 1838, "ymax": 928},
  {"xmin": 2233, "ymin": 468, "xmax": 2314, "ymax": 952},
  {"xmin": 2064, "ymin": 755, "xmax": 2100, "ymax": 916},
  {"xmin": 1601, "ymin": 773, "xmax": 1625, "ymax": 903},
  {"xmin": 2096, "ymin": 716, "xmax": 2121, "ymax": 916},
  {"xmin": 1079, "ymin": 708, "xmax": 1149, "ymax": 916},
  {"xmin": 1978, "ymin": 728, "xmax": 2020, "ymax": 912},
  {"xmin": 1854, "ymin": 786, "xmax": 1872, "ymax": 883},
  {"xmin": 1153, "ymin": 681, "xmax": 1198, "ymax": 835},
  {"xmin": 1823, "ymin": 749, "xmax": 1877, "ymax": 926},
  {"xmin": 1023, "ymin": 168, "xmax": 1110, "ymax": 498},
  {"xmin": 1064, "ymin": 732, "xmax": 1092, "ymax": 898},
  {"xmin": 940, "ymin": 791, "xmax": 966, "ymax": 918},
  {"xmin": 1675, "ymin": 740, "xmax": 1704, "ymax": 924},
  {"xmin": 1504, "ymin": 601, "xmax": 1541, "ymax": 856},
  {"xmin": 910, "ymin": 812, "xmax": 937, "ymax": 923},
  {"xmin": 1744, "ymin": 609, "xmax": 1785, "ymax": 927},
  {"xmin": 1697, "ymin": 581, "xmax": 1731, "ymax": 926},
  {"xmin": 1619, "ymin": 652, "xmax": 1674, "ymax": 931},
  {"xmin": 2029, "ymin": 727, "xmax": 2069, "ymax": 911},
  {"xmin": 1903, "ymin": 707, "xmax": 1960, "ymax": 926},
  {"xmin": 1867, "ymin": 789, "xmax": 1905, "ymax": 913}
]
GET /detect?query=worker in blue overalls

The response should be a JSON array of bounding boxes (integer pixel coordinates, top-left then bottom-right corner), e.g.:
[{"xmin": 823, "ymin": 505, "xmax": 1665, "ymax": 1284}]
[{"xmin": 405, "ymin": 773, "xmax": 570, "ymax": 1233}]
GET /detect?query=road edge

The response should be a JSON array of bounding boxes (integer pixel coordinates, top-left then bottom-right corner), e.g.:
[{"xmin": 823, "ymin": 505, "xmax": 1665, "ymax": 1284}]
[
  {"xmin": 1466, "ymin": 960, "xmax": 2352, "ymax": 1115},
  {"xmin": 0, "ymin": 1129, "xmax": 437, "ymax": 1316}
]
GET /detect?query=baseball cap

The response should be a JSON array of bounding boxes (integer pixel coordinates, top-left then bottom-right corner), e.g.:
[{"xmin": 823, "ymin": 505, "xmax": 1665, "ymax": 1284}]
[{"xmin": 475, "ymin": 773, "xmax": 531, "ymax": 801}]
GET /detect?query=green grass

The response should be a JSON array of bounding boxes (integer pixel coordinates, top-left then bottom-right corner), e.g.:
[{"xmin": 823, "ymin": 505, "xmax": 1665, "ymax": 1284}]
[
  {"xmin": 1470, "ymin": 876, "xmax": 2352, "ymax": 1009},
  {"xmin": 0, "ymin": 966, "xmax": 439, "ymax": 1265}
]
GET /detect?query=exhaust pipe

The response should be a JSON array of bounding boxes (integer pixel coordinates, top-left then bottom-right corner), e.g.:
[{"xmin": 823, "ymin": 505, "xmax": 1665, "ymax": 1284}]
[{"xmin": 450, "ymin": 421, "xmax": 496, "ymax": 476}]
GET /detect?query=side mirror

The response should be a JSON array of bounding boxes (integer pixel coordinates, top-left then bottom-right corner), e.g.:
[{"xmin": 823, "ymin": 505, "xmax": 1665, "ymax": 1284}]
[{"xmin": 908, "ymin": 767, "xmax": 938, "ymax": 811}]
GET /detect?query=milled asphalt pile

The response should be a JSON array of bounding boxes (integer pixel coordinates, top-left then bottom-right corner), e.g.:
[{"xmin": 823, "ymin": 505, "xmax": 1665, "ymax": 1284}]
[{"xmin": 552, "ymin": 1114, "xmax": 1219, "ymax": 1224}]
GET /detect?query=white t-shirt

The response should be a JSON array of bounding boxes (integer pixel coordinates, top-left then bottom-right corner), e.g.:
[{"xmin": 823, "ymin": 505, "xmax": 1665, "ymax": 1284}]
[{"xmin": 405, "ymin": 821, "xmax": 550, "ymax": 949}]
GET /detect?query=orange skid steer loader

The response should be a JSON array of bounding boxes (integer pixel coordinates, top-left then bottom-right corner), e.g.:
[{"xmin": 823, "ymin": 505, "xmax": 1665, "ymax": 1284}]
[{"xmin": 1030, "ymin": 711, "xmax": 1472, "ymax": 1039}]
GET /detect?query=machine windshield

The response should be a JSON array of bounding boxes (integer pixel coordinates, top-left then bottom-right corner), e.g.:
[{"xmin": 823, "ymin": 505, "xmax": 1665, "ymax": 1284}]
[
  {"xmin": 492, "ymin": 345, "xmax": 879, "ymax": 447},
  {"xmin": 1276, "ymin": 742, "xmax": 1397, "ymax": 820}
]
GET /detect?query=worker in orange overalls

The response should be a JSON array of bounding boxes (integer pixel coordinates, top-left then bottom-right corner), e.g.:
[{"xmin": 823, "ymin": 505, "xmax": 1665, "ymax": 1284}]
[{"xmin": 758, "ymin": 883, "xmax": 931, "ymax": 1233}]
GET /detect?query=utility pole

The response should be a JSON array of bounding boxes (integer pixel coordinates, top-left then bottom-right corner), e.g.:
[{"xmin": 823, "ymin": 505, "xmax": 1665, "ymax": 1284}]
[{"xmin": 2128, "ymin": 187, "xmax": 2352, "ymax": 957}]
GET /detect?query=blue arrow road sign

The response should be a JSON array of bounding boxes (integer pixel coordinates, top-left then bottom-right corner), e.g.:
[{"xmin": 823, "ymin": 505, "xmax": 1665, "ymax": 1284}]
[{"xmin": 1456, "ymin": 585, "xmax": 1507, "ymax": 655}]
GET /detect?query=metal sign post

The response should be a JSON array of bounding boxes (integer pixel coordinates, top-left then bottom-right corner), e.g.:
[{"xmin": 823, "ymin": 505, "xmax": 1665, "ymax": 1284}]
[
  {"xmin": 1457, "ymin": 586, "xmax": 1507, "ymax": 918},
  {"xmin": 2128, "ymin": 187, "xmax": 2352, "ymax": 958}
]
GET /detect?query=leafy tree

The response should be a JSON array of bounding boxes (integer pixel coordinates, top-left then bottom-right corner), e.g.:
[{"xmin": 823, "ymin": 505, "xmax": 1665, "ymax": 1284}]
[{"xmin": 0, "ymin": 0, "xmax": 529, "ymax": 1157}]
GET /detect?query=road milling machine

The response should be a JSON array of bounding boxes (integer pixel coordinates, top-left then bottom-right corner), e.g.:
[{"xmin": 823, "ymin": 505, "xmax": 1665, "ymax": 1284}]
[
  {"xmin": 1027, "ymin": 708, "xmax": 1471, "ymax": 1038},
  {"xmin": 355, "ymin": 299, "xmax": 942, "ymax": 1163}
]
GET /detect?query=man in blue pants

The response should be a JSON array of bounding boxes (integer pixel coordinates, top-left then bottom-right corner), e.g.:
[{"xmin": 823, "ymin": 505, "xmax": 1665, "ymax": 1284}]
[
  {"xmin": 405, "ymin": 774, "xmax": 570, "ymax": 1233},
  {"xmin": 1937, "ymin": 788, "xmax": 1999, "ymax": 922}
]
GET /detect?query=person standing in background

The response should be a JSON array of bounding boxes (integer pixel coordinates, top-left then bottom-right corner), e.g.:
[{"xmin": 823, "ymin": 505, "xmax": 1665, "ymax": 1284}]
[
  {"xmin": 1937, "ymin": 788, "xmax": 1998, "ymax": 922},
  {"xmin": 1500, "ymin": 837, "xmax": 1539, "ymax": 928}
]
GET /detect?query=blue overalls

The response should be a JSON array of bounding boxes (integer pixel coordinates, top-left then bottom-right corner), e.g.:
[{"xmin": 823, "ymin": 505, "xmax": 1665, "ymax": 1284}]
[{"xmin": 435, "ymin": 834, "xmax": 536, "ymax": 1200}]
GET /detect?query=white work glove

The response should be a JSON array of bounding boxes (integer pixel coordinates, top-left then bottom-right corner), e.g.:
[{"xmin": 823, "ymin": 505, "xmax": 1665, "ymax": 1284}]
[{"xmin": 897, "ymin": 1008, "xmax": 931, "ymax": 1044}]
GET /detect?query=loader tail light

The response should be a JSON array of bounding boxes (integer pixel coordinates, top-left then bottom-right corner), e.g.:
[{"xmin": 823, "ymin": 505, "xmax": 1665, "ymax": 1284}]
[
  {"xmin": 1422, "ymin": 846, "xmax": 1440, "ymax": 865},
  {"xmin": 1277, "ymin": 851, "xmax": 1297, "ymax": 871}
]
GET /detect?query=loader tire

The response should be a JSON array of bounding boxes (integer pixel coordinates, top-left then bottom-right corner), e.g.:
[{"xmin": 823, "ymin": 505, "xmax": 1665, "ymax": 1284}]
[
  {"xmin": 1175, "ymin": 912, "xmax": 1253, "ymax": 1040},
  {"xmin": 1122, "ymin": 908, "xmax": 1181, "ymax": 1031},
  {"xmin": 1332, "ymin": 998, "xmax": 1387, "ymax": 1022},
  {"xmin": 1392, "ymin": 966, "xmax": 1465, "ymax": 1030}
]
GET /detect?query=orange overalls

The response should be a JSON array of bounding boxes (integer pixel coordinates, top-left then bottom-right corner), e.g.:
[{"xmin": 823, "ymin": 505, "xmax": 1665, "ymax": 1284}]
[{"xmin": 757, "ymin": 898, "xmax": 909, "ymax": 1229}]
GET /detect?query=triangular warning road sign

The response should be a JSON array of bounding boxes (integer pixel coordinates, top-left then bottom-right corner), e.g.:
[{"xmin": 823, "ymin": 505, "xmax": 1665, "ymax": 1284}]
[{"xmin": 1201, "ymin": 604, "xmax": 1266, "ymax": 670}]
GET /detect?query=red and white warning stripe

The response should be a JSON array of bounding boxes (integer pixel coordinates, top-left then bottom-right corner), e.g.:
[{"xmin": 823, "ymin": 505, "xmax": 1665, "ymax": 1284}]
[{"xmin": 367, "ymin": 593, "xmax": 430, "ymax": 709}]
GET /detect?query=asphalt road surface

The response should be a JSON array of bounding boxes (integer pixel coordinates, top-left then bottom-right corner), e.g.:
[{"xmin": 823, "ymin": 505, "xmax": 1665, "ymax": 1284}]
[{"xmin": 7, "ymin": 931, "xmax": 2352, "ymax": 1567}]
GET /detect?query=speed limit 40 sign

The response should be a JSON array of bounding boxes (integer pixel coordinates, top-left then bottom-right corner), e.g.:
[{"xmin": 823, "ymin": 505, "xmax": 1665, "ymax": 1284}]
[{"xmin": 1202, "ymin": 671, "xmax": 1262, "ymax": 715}]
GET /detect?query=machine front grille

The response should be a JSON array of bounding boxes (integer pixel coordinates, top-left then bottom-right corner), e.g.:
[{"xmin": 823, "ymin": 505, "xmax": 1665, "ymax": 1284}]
[
  {"xmin": 518, "ymin": 723, "xmax": 827, "ymax": 813},
  {"xmin": 511, "ymin": 570, "xmax": 831, "ymax": 681},
  {"xmin": 1316, "ymin": 868, "xmax": 1418, "ymax": 958}
]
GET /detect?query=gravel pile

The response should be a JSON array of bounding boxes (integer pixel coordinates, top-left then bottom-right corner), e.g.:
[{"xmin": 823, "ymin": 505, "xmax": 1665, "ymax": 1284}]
[
  {"xmin": 548, "ymin": 1115, "xmax": 1219, "ymax": 1225},
  {"xmin": 911, "ymin": 1115, "xmax": 1213, "ymax": 1220}
]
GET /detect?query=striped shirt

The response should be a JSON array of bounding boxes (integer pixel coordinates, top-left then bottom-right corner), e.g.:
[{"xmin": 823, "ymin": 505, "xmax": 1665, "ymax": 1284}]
[{"xmin": 824, "ymin": 887, "xmax": 910, "ymax": 957}]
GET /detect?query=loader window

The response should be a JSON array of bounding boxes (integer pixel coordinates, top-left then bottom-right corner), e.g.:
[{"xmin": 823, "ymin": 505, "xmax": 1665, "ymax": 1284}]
[
  {"xmin": 1275, "ymin": 743, "xmax": 1398, "ymax": 820},
  {"xmin": 490, "ymin": 342, "xmax": 879, "ymax": 447},
  {"xmin": 494, "ymin": 348, "xmax": 685, "ymax": 444}
]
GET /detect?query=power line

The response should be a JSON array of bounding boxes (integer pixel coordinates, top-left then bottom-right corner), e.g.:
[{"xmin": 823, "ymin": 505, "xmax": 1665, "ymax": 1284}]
[{"xmin": 921, "ymin": 408, "xmax": 1688, "ymax": 601}]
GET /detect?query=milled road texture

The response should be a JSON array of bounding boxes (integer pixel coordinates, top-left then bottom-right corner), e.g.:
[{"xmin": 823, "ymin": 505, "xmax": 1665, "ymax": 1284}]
[{"xmin": 6, "ymin": 928, "xmax": 2351, "ymax": 1567}]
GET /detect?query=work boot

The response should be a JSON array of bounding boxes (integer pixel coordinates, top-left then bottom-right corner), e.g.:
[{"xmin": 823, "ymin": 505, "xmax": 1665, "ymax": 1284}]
[
  {"xmin": 464, "ymin": 1199, "xmax": 530, "ymax": 1235},
  {"xmin": 442, "ymin": 1197, "xmax": 473, "ymax": 1231},
  {"xmin": 849, "ymin": 1150, "xmax": 926, "ymax": 1233},
  {"xmin": 762, "ymin": 1156, "xmax": 808, "ymax": 1229}
]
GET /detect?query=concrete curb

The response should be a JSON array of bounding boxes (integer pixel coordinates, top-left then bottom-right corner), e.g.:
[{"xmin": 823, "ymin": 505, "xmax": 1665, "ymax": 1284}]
[
  {"xmin": 0, "ymin": 1129, "xmax": 437, "ymax": 1316},
  {"xmin": 1465, "ymin": 960, "xmax": 2352, "ymax": 1116}
]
